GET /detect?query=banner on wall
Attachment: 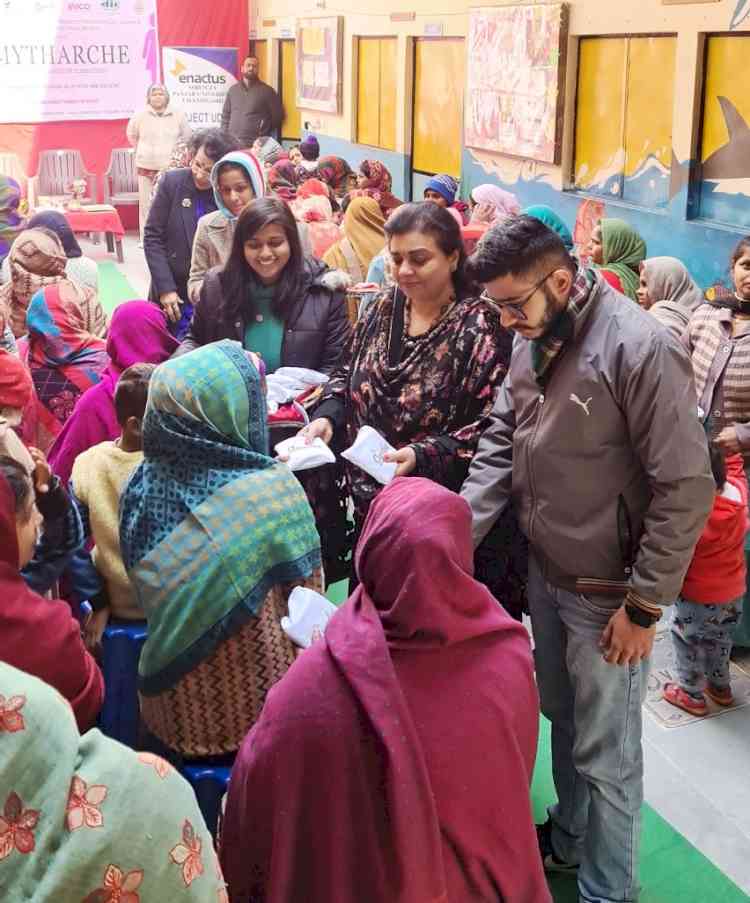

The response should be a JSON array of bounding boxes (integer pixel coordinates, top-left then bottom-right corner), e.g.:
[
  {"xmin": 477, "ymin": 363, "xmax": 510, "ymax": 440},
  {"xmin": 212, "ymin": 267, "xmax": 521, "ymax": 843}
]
[
  {"xmin": 0, "ymin": 0, "xmax": 159, "ymax": 124},
  {"xmin": 162, "ymin": 47, "xmax": 238, "ymax": 129}
]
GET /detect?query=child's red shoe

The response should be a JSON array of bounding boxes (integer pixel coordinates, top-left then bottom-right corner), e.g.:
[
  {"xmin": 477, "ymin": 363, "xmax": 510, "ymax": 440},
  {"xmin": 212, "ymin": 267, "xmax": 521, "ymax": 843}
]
[{"xmin": 663, "ymin": 682, "xmax": 707, "ymax": 716}]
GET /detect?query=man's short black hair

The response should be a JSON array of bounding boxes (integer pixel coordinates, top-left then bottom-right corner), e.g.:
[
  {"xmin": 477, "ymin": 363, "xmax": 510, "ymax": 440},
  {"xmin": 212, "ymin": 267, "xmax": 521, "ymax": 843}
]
[
  {"xmin": 467, "ymin": 214, "xmax": 576, "ymax": 283},
  {"xmin": 114, "ymin": 363, "xmax": 156, "ymax": 428}
]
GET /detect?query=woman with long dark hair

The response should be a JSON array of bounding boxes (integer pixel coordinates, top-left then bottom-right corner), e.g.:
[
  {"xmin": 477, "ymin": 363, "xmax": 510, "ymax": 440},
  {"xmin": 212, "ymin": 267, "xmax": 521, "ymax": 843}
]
[{"xmin": 179, "ymin": 197, "xmax": 349, "ymax": 373}]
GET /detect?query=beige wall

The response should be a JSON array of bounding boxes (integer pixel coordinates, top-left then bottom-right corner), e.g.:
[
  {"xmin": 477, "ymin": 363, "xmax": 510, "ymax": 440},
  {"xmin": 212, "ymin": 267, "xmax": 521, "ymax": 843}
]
[{"xmin": 251, "ymin": 0, "xmax": 749, "ymax": 184}]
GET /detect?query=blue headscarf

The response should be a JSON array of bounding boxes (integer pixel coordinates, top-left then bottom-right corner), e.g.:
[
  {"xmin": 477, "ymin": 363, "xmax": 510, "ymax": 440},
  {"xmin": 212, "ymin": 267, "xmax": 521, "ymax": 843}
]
[
  {"xmin": 210, "ymin": 151, "xmax": 266, "ymax": 221},
  {"xmin": 27, "ymin": 211, "xmax": 82, "ymax": 258},
  {"xmin": 522, "ymin": 205, "xmax": 573, "ymax": 251},
  {"xmin": 424, "ymin": 174, "xmax": 458, "ymax": 205}
]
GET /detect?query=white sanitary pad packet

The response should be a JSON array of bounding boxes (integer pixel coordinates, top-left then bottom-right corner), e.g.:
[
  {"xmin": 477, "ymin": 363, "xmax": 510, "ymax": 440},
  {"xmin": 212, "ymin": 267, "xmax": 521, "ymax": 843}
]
[
  {"xmin": 274, "ymin": 435, "xmax": 336, "ymax": 471},
  {"xmin": 281, "ymin": 587, "xmax": 338, "ymax": 648},
  {"xmin": 340, "ymin": 425, "xmax": 397, "ymax": 485}
]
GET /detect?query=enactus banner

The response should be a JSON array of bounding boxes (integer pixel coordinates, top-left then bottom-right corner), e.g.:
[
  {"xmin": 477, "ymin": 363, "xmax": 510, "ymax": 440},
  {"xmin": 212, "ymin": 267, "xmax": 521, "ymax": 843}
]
[
  {"xmin": 163, "ymin": 47, "xmax": 238, "ymax": 129},
  {"xmin": 0, "ymin": 0, "xmax": 159, "ymax": 124}
]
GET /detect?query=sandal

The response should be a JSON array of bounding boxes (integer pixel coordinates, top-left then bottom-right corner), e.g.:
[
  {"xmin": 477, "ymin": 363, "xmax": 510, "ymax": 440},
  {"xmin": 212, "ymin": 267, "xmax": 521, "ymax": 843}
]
[
  {"xmin": 663, "ymin": 682, "xmax": 707, "ymax": 716},
  {"xmin": 705, "ymin": 684, "xmax": 734, "ymax": 707}
]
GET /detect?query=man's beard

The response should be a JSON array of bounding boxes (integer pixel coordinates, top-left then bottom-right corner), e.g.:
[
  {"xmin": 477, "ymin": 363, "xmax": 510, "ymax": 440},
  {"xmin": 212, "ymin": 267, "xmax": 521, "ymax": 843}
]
[{"xmin": 537, "ymin": 283, "xmax": 564, "ymax": 335}]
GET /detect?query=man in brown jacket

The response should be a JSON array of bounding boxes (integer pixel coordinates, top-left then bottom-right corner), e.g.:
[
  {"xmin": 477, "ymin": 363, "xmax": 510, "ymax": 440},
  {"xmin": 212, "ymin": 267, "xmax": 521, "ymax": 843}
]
[{"xmin": 461, "ymin": 215, "xmax": 714, "ymax": 903}]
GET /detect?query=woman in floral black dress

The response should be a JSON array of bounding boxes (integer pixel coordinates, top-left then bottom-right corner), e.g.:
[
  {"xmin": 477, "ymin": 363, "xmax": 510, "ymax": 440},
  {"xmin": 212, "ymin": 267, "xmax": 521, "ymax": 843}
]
[{"xmin": 301, "ymin": 203, "xmax": 526, "ymax": 613}]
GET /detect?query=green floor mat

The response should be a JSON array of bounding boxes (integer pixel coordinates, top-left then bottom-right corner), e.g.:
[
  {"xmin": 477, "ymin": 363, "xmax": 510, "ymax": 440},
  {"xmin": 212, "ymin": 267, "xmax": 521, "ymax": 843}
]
[
  {"xmin": 98, "ymin": 261, "xmax": 140, "ymax": 316},
  {"xmin": 532, "ymin": 718, "xmax": 748, "ymax": 902}
]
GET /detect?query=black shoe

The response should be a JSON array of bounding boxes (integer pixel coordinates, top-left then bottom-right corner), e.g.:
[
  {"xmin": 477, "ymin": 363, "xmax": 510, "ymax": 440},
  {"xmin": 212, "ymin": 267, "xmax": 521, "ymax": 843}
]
[{"xmin": 536, "ymin": 819, "xmax": 579, "ymax": 875}]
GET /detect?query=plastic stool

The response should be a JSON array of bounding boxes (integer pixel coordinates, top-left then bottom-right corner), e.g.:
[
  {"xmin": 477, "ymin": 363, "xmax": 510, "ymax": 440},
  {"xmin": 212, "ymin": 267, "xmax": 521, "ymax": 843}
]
[
  {"xmin": 182, "ymin": 763, "xmax": 232, "ymax": 838},
  {"xmin": 98, "ymin": 621, "xmax": 147, "ymax": 749}
]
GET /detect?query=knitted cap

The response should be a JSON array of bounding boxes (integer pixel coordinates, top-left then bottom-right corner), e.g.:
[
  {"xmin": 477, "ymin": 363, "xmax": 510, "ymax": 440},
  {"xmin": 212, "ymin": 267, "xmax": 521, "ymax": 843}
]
[
  {"xmin": 424, "ymin": 174, "xmax": 458, "ymax": 205},
  {"xmin": 300, "ymin": 135, "xmax": 320, "ymax": 160}
]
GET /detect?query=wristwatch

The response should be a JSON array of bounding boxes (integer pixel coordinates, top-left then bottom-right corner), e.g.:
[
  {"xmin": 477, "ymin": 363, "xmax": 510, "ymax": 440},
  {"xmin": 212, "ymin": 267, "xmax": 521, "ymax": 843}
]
[{"xmin": 624, "ymin": 603, "xmax": 659, "ymax": 628}]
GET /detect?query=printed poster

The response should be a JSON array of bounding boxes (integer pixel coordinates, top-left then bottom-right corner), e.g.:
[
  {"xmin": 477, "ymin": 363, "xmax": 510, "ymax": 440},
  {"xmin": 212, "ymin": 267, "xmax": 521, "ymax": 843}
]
[{"xmin": 163, "ymin": 47, "xmax": 238, "ymax": 129}]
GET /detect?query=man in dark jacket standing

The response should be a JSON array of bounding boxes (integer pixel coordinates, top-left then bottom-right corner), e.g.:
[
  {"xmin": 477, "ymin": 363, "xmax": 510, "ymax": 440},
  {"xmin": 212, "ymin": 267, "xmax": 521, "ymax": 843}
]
[
  {"xmin": 221, "ymin": 56, "xmax": 283, "ymax": 147},
  {"xmin": 461, "ymin": 216, "xmax": 714, "ymax": 903},
  {"xmin": 144, "ymin": 128, "xmax": 239, "ymax": 339}
]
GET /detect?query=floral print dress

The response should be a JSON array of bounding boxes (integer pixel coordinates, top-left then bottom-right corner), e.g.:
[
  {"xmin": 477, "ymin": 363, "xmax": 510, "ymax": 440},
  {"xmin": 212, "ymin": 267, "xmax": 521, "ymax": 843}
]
[
  {"xmin": 0, "ymin": 662, "xmax": 227, "ymax": 902},
  {"xmin": 316, "ymin": 287, "xmax": 513, "ymax": 521}
]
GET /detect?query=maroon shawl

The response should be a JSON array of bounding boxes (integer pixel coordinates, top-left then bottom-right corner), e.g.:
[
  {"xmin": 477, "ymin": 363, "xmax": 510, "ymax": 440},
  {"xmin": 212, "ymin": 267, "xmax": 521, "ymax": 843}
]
[
  {"xmin": 220, "ymin": 478, "xmax": 549, "ymax": 903},
  {"xmin": 0, "ymin": 473, "xmax": 103, "ymax": 730},
  {"xmin": 48, "ymin": 300, "xmax": 178, "ymax": 484}
]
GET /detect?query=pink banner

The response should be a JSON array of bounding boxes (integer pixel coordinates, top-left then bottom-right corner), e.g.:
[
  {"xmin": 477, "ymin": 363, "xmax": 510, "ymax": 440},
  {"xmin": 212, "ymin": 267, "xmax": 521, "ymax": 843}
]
[{"xmin": 0, "ymin": 0, "xmax": 159, "ymax": 124}]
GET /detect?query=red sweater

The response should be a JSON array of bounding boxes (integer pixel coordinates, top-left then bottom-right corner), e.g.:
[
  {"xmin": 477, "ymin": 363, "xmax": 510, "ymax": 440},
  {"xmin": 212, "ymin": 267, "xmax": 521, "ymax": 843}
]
[{"xmin": 682, "ymin": 455, "xmax": 749, "ymax": 604}]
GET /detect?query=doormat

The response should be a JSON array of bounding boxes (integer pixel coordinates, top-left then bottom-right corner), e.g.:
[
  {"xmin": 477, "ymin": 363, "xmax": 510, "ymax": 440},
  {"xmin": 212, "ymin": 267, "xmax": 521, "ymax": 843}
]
[{"xmin": 644, "ymin": 627, "xmax": 750, "ymax": 729}]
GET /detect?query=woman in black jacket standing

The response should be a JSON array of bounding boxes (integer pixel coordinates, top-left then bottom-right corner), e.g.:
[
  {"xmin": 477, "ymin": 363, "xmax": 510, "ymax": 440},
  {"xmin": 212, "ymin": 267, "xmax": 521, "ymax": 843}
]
[
  {"xmin": 144, "ymin": 128, "xmax": 241, "ymax": 339},
  {"xmin": 178, "ymin": 198, "xmax": 350, "ymax": 375},
  {"xmin": 179, "ymin": 198, "xmax": 352, "ymax": 583}
]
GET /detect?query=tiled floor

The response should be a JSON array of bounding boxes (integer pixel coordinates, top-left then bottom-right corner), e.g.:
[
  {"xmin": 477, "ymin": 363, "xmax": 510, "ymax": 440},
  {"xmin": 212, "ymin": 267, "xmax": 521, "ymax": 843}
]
[{"xmin": 100, "ymin": 241, "xmax": 750, "ymax": 901}]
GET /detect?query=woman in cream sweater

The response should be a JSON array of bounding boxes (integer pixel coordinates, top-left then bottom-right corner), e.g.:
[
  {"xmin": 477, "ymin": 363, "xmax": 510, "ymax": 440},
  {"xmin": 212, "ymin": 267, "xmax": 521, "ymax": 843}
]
[{"xmin": 127, "ymin": 84, "xmax": 191, "ymax": 242}]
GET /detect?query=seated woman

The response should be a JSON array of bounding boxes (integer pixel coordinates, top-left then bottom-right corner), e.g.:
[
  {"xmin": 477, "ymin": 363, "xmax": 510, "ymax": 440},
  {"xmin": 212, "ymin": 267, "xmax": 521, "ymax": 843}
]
[
  {"xmin": 0, "ymin": 661, "xmax": 227, "ymax": 902},
  {"xmin": 21, "ymin": 211, "xmax": 98, "ymax": 293},
  {"xmin": 348, "ymin": 158, "xmax": 402, "ymax": 217},
  {"xmin": 0, "ymin": 456, "xmax": 103, "ymax": 731},
  {"xmin": 0, "ymin": 176, "xmax": 25, "ymax": 271},
  {"xmin": 179, "ymin": 198, "xmax": 350, "ymax": 375},
  {"xmin": 18, "ymin": 284, "xmax": 109, "ymax": 453},
  {"xmin": 637, "ymin": 256, "xmax": 705, "ymax": 339},
  {"xmin": 0, "ymin": 228, "xmax": 106, "ymax": 339},
  {"xmin": 220, "ymin": 479, "xmax": 550, "ymax": 903},
  {"xmin": 323, "ymin": 196, "xmax": 386, "ymax": 283},
  {"xmin": 187, "ymin": 151, "xmax": 265, "ymax": 305},
  {"xmin": 119, "ymin": 341, "xmax": 323, "ymax": 758},
  {"xmin": 266, "ymin": 159, "xmax": 300, "ymax": 202},
  {"xmin": 48, "ymin": 300, "xmax": 177, "ymax": 485},
  {"xmin": 314, "ymin": 155, "xmax": 355, "ymax": 202},
  {"xmin": 523, "ymin": 204, "xmax": 574, "ymax": 251},
  {"xmin": 303, "ymin": 202, "xmax": 512, "ymax": 531},
  {"xmin": 586, "ymin": 217, "xmax": 646, "ymax": 301},
  {"xmin": 423, "ymin": 173, "xmax": 469, "ymax": 224},
  {"xmin": 291, "ymin": 179, "xmax": 342, "ymax": 260},
  {"xmin": 252, "ymin": 136, "xmax": 286, "ymax": 168}
]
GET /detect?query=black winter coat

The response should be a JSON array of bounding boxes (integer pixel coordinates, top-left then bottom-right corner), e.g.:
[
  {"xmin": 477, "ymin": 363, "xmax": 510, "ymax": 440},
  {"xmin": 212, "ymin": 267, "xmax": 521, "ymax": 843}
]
[
  {"xmin": 177, "ymin": 257, "xmax": 351, "ymax": 375},
  {"xmin": 144, "ymin": 168, "xmax": 217, "ymax": 302}
]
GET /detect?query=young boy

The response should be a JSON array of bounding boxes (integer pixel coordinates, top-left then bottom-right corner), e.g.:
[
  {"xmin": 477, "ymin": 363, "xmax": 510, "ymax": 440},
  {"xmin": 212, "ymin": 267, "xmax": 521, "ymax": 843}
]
[
  {"xmin": 664, "ymin": 447, "xmax": 749, "ymax": 716},
  {"xmin": 70, "ymin": 363, "xmax": 155, "ymax": 651}
]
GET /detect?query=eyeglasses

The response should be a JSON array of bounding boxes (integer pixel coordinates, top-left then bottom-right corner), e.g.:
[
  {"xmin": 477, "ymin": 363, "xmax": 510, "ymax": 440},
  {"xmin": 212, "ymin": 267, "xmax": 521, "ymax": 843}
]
[
  {"xmin": 191, "ymin": 158, "xmax": 214, "ymax": 176},
  {"xmin": 480, "ymin": 269, "xmax": 558, "ymax": 322}
]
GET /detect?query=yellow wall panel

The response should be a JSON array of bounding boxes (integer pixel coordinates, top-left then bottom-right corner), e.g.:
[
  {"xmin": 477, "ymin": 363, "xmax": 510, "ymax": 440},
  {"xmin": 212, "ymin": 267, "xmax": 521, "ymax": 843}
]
[
  {"xmin": 701, "ymin": 36, "xmax": 750, "ymax": 163},
  {"xmin": 378, "ymin": 39, "xmax": 397, "ymax": 151},
  {"xmin": 623, "ymin": 37, "xmax": 676, "ymax": 177},
  {"xmin": 280, "ymin": 40, "xmax": 301, "ymax": 140},
  {"xmin": 253, "ymin": 40, "xmax": 269, "ymax": 84},
  {"xmin": 357, "ymin": 38, "xmax": 381, "ymax": 148},
  {"xmin": 574, "ymin": 38, "xmax": 627, "ymax": 188},
  {"xmin": 413, "ymin": 39, "xmax": 464, "ymax": 177}
]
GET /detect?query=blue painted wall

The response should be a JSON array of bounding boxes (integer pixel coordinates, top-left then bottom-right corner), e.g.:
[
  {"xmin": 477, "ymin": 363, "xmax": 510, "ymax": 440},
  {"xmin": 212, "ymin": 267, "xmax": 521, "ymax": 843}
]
[
  {"xmin": 459, "ymin": 149, "xmax": 747, "ymax": 292},
  {"xmin": 298, "ymin": 129, "xmax": 748, "ymax": 292}
]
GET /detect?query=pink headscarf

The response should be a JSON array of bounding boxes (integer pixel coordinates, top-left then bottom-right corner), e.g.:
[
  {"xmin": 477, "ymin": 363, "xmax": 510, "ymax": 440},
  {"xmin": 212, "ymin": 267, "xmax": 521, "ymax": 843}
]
[
  {"xmin": 220, "ymin": 478, "xmax": 549, "ymax": 903},
  {"xmin": 48, "ymin": 300, "xmax": 177, "ymax": 484},
  {"xmin": 470, "ymin": 184, "xmax": 521, "ymax": 225}
]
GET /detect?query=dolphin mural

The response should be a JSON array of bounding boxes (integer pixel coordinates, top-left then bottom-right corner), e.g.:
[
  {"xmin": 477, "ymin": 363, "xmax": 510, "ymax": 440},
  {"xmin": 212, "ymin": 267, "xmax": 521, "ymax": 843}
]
[
  {"xmin": 731, "ymin": 0, "xmax": 750, "ymax": 30},
  {"xmin": 701, "ymin": 96, "xmax": 750, "ymax": 181}
]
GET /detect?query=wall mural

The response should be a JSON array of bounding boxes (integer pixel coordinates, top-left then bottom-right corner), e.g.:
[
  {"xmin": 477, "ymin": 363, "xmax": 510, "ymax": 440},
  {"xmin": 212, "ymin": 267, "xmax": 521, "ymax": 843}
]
[
  {"xmin": 731, "ymin": 1, "xmax": 750, "ymax": 29},
  {"xmin": 295, "ymin": 16, "xmax": 343, "ymax": 115},
  {"xmin": 465, "ymin": 4, "xmax": 568, "ymax": 164}
]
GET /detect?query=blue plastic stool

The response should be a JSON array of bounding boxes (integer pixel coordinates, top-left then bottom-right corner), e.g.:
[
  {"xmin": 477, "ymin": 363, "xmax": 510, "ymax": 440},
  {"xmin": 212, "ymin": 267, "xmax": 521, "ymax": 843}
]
[
  {"xmin": 181, "ymin": 763, "xmax": 233, "ymax": 838},
  {"xmin": 98, "ymin": 621, "xmax": 148, "ymax": 749}
]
